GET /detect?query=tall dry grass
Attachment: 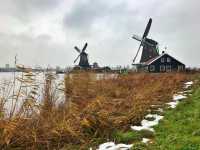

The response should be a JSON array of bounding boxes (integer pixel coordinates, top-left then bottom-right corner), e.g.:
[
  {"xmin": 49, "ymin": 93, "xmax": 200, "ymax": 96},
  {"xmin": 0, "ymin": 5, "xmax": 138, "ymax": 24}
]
[{"xmin": 0, "ymin": 69, "xmax": 191, "ymax": 149}]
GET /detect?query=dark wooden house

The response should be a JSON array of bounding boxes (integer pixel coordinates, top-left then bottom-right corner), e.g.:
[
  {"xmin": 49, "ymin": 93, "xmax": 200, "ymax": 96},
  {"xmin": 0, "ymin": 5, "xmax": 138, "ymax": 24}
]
[{"xmin": 142, "ymin": 52, "xmax": 185, "ymax": 72}]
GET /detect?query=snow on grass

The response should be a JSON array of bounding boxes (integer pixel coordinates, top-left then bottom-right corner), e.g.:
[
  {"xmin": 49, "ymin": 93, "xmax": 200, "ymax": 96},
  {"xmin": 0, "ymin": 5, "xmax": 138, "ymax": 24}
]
[
  {"xmin": 167, "ymin": 81, "xmax": 193, "ymax": 108},
  {"xmin": 142, "ymin": 138, "xmax": 150, "ymax": 144},
  {"xmin": 95, "ymin": 80, "xmax": 194, "ymax": 149},
  {"xmin": 177, "ymin": 90, "xmax": 192, "ymax": 95},
  {"xmin": 157, "ymin": 108, "xmax": 164, "ymax": 112},
  {"xmin": 97, "ymin": 142, "xmax": 132, "ymax": 150},
  {"xmin": 166, "ymin": 81, "xmax": 193, "ymax": 109},
  {"xmin": 185, "ymin": 81, "xmax": 193, "ymax": 85},
  {"xmin": 184, "ymin": 81, "xmax": 193, "ymax": 88},
  {"xmin": 131, "ymin": 80, "xmax": 193, "ymax": 144},
  {"xmin": 167, "ymin": 94, "xmax": 186, "ymax": 109},
  {"xmin": 167, "ymin": 101, "xmax": 179, "ymax": 109},
  {"xmin": 131, "ymin": 114, "xmax": 164, "ymax": 132},
  {"xmin": 173, "ymin": 94, "xmax": 187, "ymax": 101},
  {"xmin": 131, "ymin": 125, "xmax": 154, "ymax": 132}
]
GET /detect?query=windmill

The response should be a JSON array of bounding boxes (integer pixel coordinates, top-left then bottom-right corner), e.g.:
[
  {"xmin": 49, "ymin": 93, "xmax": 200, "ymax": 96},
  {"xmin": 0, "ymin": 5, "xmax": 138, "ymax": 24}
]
[
  {"xmin": 74, "ymin": 42, "xmax": 90, "ymax": 68},
  {"xmin": 132, "ymin": 18, "xmax": 159, "ymax": 63}
]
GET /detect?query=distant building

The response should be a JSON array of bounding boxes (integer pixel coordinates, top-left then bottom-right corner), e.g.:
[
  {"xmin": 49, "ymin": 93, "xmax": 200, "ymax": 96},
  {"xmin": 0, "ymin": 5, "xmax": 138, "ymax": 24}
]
[
  {"xmin": 139, "ymin": 52, "xmax": 185, "ymax": 72},
  {"xmin": 56, "ymin": 66, "xmax": 60, "ymax": 71},
  {"xmin": 92, "ymin": 62, "xmax": 99, "ymax": 68}
]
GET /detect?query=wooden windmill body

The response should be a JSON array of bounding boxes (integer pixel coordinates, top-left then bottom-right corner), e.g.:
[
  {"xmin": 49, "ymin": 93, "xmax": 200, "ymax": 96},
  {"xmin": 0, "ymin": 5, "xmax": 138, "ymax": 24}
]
[{"xmin": 132, "ymin": 18, "xmax": 159, "ymax": 64}]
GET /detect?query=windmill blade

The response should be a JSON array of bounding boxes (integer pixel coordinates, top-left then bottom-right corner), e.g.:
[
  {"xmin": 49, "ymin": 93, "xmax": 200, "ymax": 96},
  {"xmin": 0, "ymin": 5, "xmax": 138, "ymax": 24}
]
[
  {"xmin": 82, "ymin": 43, "xmax": 88, "ymax": 52},
  {"xmin": 133, "ymin": 43, "xmax": 142, "ymax": 63},
  {"xmin": 74, "ymin": 46, "xmax": 81, "ymax": 53},
  {"xmin": 74, "ymin": 54, "xmax": 80, "ymax": 63},
  {"xmin": 142, "ymin": 18, "xmax": 152, "ymax": 39},
  {"xmin": 132, "ymin": 34, "xmax": 142, "ymax": 42}
]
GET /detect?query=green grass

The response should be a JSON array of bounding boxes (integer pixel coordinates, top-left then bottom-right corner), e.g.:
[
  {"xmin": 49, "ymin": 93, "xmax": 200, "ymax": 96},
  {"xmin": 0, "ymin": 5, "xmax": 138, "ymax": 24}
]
[
  {"xmin": 148, "ymin": 84, "xmax": 200, "ymax": 150},
  {"xmin": 112, "ymin": 129, "xmax": 155, "ymax": 144},
  {"xmin": 112, "ymin": 130, "xmax": 142, "ymax": 143}
]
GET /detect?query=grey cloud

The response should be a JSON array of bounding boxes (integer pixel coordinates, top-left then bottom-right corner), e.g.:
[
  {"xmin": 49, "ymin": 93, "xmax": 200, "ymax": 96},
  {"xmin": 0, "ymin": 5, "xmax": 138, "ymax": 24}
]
[
  {"xmin": 0, "ymin": 32, "xmax": 72, "ymax": 68},
  {"xmin": 0, "ymin": 0, "xmax": 200, "ymax": 67},
  {"xmin": 0, "ymin": 0, "xmax": 61, "ymax": 22},
  {"xmin": 64, "ymin": 0, "xmax": 200, "ymax": 67},
  {"xmin": 63, "ymin": 0, "xmax": 139, "ymax": 34},
  {"xmin": 63, "ymin": 0, "xmax": 142, "ymax": 65},
  {"xmin": 64, "ymin": 1, "xmax": 107, "ymax": 29}
]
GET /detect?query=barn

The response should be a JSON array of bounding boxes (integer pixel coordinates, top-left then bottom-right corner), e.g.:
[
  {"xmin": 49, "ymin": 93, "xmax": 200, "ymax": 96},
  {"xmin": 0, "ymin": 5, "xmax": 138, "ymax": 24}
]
[{"xmin": 142, "ymin": 52, "xmax": 185, "ymax": 72}]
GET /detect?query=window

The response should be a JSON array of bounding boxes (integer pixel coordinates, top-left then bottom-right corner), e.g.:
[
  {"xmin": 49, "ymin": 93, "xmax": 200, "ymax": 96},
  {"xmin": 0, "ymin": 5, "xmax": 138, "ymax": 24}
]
[
  {"xmin": 166, "ymin": 65, "xmax": 171, "ymax": 72},
  {"xmin": 167, "ymin": 57, "xmax": 171, "ymax": 62},
  {"xmin": 160, "ymin": 65, "xmax": 165, "ymax": 72},
  {"xmin": 149, "ymin": 65, "xmax": 155, "ymax": 72},
  {"xmin": 161, "ymin": 57, "xmax": 165, "ymax": 63},
  {"xmin": 178, "ymin": 65, "xmax": 184, "ymax": 71}
]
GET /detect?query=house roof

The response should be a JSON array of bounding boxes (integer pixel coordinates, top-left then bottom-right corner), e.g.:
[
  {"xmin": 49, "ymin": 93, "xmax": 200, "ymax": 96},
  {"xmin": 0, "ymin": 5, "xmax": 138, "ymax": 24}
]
[
  {"xmin": 144, "ymin": 55, "xmax": 160, "ymax": 65},
  {"xmin": 145, "ymin": 52, "xmax": 185, "ymax": 66}
]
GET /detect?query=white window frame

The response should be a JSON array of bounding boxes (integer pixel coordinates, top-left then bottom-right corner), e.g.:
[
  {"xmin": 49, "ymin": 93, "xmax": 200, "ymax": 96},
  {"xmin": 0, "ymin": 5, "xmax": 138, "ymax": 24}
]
[
  {"xmin": 178, "ymin": 65, "xmax": 184, "ymax": 71},
  {"xmin": 166, "ymin": 65, "xmax": 171, "ymax": 72},
  {"xmin": 161, "ymin": 57, "xmax": 165, "ymax": 63},
  {"xmin": 167, "ymin": 57, "xmax": 171, "ymax": 62},
  {"xmin": 160, "ymin": 65, "xmax": 165, "ymax": 72}
]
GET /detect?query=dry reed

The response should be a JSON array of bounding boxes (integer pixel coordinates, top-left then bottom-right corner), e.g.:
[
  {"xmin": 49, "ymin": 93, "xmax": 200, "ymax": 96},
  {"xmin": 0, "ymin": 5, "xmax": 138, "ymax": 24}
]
[{"xmin": 0, "ymin": 69, "xmax": 192, "ymax": 149}]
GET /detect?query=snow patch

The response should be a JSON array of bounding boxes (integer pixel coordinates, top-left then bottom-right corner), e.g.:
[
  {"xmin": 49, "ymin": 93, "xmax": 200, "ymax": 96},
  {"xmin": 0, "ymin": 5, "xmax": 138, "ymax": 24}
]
[
  {"xmin": 131, "ymin": 114, "xmax": 163, "ymax": 132},
  {"xmin": 178, "ymin": 90, "xmax": 191, "ymax": 94},
  {"xmin": 184, "ymin": 81, "xmax": 193, "ymax": 88},
  {"xmin": 131, "ymin": 125, "xmax": 154, "ymax": 132},
  {"xmin": 167, "ymin": 101, "xmax": 179, "ymax": 108},
  {"xmin": 157, "ymin": 108, "xmax": 163, "ymax": 112},
  {"xmin": 142, "ymin": 138, "xmax": 150, "ymax": 144},
  {"xmin": 96, "ymin": 80, "xmax": 194, "ymax": 149},
  {"xmin": 185, "ymin": 90, "xmax": 192, "ymax": 93},
  {"xmin": 97, "ymin": 142, "xmax": 132, "ymax": 150},
  {"xmin": 185, "ymin": 81, "xmax": 193, "ymax": 85},
  {"xmin": 142, "ymin": 114, "xmax": 164, "ymax": 127},
  {"xmin": 167, "ymin": 93, "xmax": 187, "ymax": 109},
  {"xmin": 173, "ymin": 94, "xmax": 187, "ymax": 101}
]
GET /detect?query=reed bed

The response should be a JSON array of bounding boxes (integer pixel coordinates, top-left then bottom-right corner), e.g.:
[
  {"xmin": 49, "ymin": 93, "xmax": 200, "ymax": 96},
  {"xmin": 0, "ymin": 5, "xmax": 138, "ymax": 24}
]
[{"xmin": 0, "ymin": 69, "xmax": 191, "ymax": 149}]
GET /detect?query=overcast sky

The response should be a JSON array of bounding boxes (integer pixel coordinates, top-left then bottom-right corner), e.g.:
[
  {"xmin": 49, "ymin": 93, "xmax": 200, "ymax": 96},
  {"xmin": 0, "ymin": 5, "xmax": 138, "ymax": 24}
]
[{"xmin": 0, "ymin": 0, "xmax": 199, "ymax": 68}]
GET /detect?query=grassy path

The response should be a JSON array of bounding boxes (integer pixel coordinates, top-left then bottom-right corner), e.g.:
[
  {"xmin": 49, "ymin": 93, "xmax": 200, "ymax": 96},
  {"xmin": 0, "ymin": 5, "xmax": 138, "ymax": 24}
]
[{"xmin": 148, "ymin": 83, "xmax": 200, "ymax": 150}]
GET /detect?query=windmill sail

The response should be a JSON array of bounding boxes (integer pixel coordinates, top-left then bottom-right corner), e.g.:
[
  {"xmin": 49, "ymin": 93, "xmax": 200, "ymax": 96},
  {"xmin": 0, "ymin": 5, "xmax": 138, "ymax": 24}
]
[
  {"xmin": 142, "ymin": 18, "xmax": 152, "ymax": 39},
  {"xmin": 132, "ymin": 34, "xmax": 142, "ymax": 42},
  {"xmin": 82, "ymin": 43, "xmax": 88, "ymax": 52},
  {"xmin": 74, "ymin": 54, "xmax": 80, "ymax": 63},
  {"xmin": 74, "ymin": 46, "xmax": 81, "ymax": 53},
  {"xmin": 132, "ymin": 18, "xmax": 159, "ymax": 63}
]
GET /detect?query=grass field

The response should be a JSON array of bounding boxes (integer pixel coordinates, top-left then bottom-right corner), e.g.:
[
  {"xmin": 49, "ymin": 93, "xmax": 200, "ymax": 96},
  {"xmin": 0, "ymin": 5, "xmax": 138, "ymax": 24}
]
[
  {"xmin": 148, "ymin": 77, "xmax": 200, "ymax": 150},
  {"xmin": 0, "ymin": 70, "xmax": 194, "ymax": 149}
]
